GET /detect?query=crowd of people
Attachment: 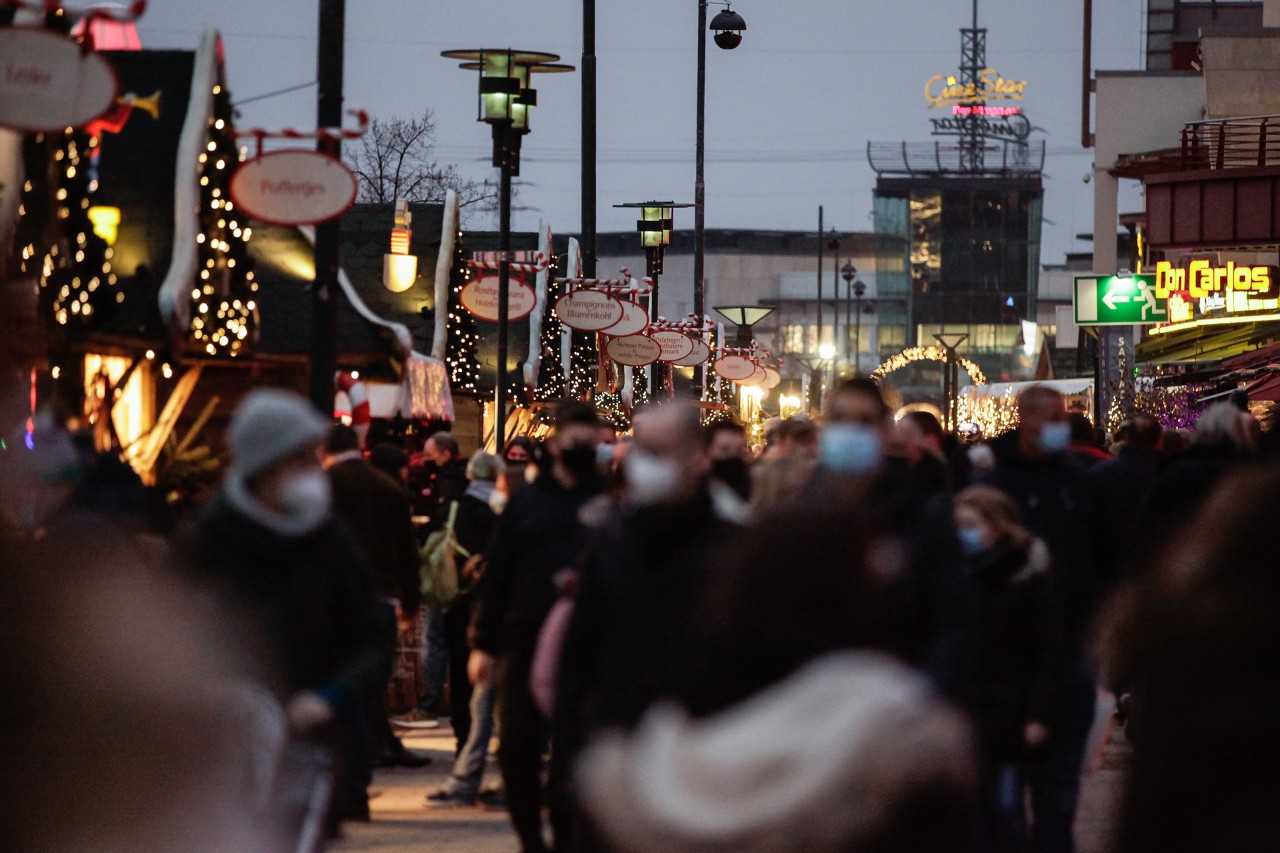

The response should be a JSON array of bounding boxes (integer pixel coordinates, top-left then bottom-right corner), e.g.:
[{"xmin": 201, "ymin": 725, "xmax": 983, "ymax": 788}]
[{"xmin": 4, "ymin": 376, "xmax": 1280, "ymax": 852}]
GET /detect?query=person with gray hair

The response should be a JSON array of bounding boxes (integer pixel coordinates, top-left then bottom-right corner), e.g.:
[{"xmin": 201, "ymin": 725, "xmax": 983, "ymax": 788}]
[{"xmin": 425, "ymin": 450, "xmax": 507, "ymax": 808}]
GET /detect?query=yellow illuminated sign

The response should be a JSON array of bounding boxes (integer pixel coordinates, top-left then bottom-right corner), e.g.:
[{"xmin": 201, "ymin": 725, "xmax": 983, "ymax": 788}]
[
  {"xmin": 924, "ymin": 68, "xmax": 1027, "ymax": 110},
  {"xmin": 1154, "ymin": 260, "xmax": 1271, "ymax": 300}
]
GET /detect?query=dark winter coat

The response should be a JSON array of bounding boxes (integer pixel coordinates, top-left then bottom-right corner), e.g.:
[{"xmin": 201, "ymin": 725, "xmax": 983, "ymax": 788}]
[
  {"xmin": 409, "ymin": 458, "xmax": 469, "ymax": 524},
  {"xmin": 470, "ymin": 471, "xmax": 603, "ymax": 658},
  {"xmin": 1086, "ymin": 447, "xmax": 1162, "ymax": 585},
  {"xmin": 555, "ymin": 485, "xmax": 737, "ymax": 739},
  {"xmin": 328, "ymin": 457, "xmax": 421, "ymax": 614},
  {"xmin": 177, "ymin": 493, "xmax": 385, "ymax": 708},
  {"xmin": 979, "ymin": 432, "xmax": 1097, "ymax": 650},
  {"xmin": 967, "ymin": 537, "xmax": 1064, "ymax": 760}
]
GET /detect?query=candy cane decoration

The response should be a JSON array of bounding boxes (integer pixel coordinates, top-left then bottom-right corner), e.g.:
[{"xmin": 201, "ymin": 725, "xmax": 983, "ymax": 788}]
[
  {"xmin": 469, "ymin": 251, "xmax": 552, "ymax": 274},
  {"xmin": 335, "ymin": 372, "xmax": 370, "ymax": 448},
  {"xmin": 236, "ymin": 109, "xmax": 370, "ymax": 146},
  {"xmin": 558, "ymin": 268, "xmax": 655, "ymax": 295}
]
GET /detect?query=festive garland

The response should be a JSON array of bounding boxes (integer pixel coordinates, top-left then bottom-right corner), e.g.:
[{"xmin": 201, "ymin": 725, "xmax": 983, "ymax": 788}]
[{"xmin": 870, "ymin": 346, "xmax": 987, "ymax": 386}]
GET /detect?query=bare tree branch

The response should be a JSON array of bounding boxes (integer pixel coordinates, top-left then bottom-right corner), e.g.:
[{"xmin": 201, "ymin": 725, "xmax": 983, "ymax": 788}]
[{"xmin": 344, "ymin": 109, "xmax": 507, "ymax": 224}]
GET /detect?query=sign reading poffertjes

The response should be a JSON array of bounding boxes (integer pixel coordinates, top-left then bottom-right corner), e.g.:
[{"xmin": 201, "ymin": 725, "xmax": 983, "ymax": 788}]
[
  {"xmin": 605, "ymin": 334, "xmax": 662, "ymax": 367},
  {"xmin": 0, "ymin": 28, "xmax": 119, "ymax": 132},
  {"xmin": 714, "ymin": 354, "xmax": 757, "ymax": 381},
  {"xmin": 556, "ymin": 290, "xmax": 624, "ymax": 332},
  {"xmin": 461, "ymin": 274, "xmax": 538, "ymax": 323},
  {"xmin": 603, "ymin": 300, "xmax": 649, "ymax": 337},
  {"xmin": 671, "ymin": 339, "xmax": 711, "ymax": 367},
  {"xmin": 651, "ymin": 330, "xmax": 696, "ymax": 363},
  {"xmin": 230, "ymin": 150, "xmax": 358, "ymax": 225}
]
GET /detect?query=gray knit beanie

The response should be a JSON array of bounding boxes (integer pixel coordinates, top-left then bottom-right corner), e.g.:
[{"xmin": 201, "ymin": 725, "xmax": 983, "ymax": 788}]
[{"xmin": 227, "ymin": 388, "xmax": 330, "ymax": 481}]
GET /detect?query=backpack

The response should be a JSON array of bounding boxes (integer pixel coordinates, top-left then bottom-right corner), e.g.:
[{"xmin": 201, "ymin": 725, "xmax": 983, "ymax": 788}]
[{"xmin": 419, "ymin": 501, "xmax": 468, "ymax": 610}]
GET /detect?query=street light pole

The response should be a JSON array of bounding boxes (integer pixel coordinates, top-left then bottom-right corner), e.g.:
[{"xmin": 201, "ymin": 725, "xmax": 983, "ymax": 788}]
[
  {"xmin": 695, "ymin": 0, "xmax": 707, "ymax": 322},
  {"xmin": 582, "ymin": 0, "xmax": 596, "ymax": 279},
  {"xmin": 309, "ymin": 0, "xmax": 345, "ymax": 414},
  {"xmin": 442, "ymin": 49, "xmax": 573, "ymax": 451}
]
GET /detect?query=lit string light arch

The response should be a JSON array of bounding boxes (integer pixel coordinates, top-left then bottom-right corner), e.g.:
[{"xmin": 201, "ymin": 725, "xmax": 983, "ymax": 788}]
[{"xmin": 869, "ymin": 346, "xmax": 987, "ymax": 386}]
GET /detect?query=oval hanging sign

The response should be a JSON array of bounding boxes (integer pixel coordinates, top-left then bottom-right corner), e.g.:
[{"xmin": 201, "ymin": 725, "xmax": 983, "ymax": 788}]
[
  {"xmin": 714, "ymin": 354, "xmax": 757, "ymax": 381},
  {"xmin": 229, "ymin": 149, "xmax": 358, "ymax": 225},
  {"xmin": 0, "ymin": 28, "xmax": 120, "ymax": 132},
  {"xmin": 605, "ymin": 334, "xmax": 662, "ymax": 367},
  {"xmin": 556, "ymin": 290, "xmax": 624, "ymax": 332},
  {"xmin": 760, "ymin": 365, "xmax": 782, "ymax": 390},
  {"xmin": 736, "ymin": 365, "xmax": 768, "ymax": 387},
  {"xmin": 460, "ymin": 274, "xmax": 538, "ymax": 323},
  {"xmin": 671, "ymin": 339, "xmax": 712, "ymax": 367},
  {"xmin": 603, "ymin": 299, "xmax": 649, "ymax": 337},
  {"xmin": 651, "ymin": 330, "xmax": 696, "ymax": 363}
]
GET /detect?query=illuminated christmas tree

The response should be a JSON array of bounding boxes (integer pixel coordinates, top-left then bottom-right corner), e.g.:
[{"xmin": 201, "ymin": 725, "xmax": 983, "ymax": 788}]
[
  {"xmin": 569, "ymin": 330, "xmax": 596, "ymax": 398},
  {"xmin": 534, "ymin": 270, "xmax": 566, "ymax": 401},
  {"xmin": 701, "ymin": 326, "xmax": 734, "ymax": 425},
  {"xmin": 189, "ymin": 79, "xmax": 257, "ymax": 357},
  {"xmin": 445, "ymin": 236, "xmax": 481, "ymax": 395},
  {"xmin": 15, "ymin": 129, "xmax": 118, "ymax": 328}
]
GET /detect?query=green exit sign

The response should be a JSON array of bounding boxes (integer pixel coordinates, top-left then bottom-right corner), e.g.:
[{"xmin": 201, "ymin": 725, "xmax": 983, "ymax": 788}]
[{"xmin": 1073, "ymin": 274, "xmax": 1167, "ymax": 326}]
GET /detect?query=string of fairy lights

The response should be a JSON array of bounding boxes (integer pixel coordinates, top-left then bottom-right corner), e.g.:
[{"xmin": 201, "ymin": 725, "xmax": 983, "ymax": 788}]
[
  {"xmin": 870, "ymin": 346, "xmax": 987, "ymax": 386},
  {"xmin": 16, "ymin": 128, "xmax": 118, "ymax": 326},
  {"xmin": 445, "ymin": 231, "xmax": 483, "ymax": 395},
  {"xmin": 190, "ymin": 80, "xmax": 258, "ymax": 357},
  {"xmin": 534, "ymin": 268, "xmax": 567, "ymax": 401}
]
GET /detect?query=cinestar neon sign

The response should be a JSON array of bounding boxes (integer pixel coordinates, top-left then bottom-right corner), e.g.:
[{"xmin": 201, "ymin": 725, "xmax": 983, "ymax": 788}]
[{"xmin": 924, "ymin": 69, "xmax": 1027, "ymax": 110}]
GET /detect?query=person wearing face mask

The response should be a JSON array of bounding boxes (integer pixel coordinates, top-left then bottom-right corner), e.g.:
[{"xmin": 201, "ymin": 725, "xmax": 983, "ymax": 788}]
[
  {"xmin": 468, "ymin": 401, "xmax": 606, "ymax": 853},
  {"xmin": 954, "ymin": 486, "xmax": 1064, "ymax": 853},
  {"xmin": 176, "ymin": 389, "xmax": 385, "ymax": 833},
  {"xmin": 501, "ymin": 435, "xmax": 537, "ymax": 496},
  {"xmin": 704, "ymin": 420, "xmax": 754, "ymax": 501},
  {"xmin": 977, "ymin": 386, "xmax": 1098, "ymax": 853},
  {"xmin": 553, "ymin": 401, "xmax": 743, "ymax": 849},
  {"xmin": 801, "ymin": 379, "xmax": 974, "ymax": 704}
]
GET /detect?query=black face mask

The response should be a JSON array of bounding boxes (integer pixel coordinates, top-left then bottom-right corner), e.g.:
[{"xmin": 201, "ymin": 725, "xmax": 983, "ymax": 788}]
[
  {"xmin": 558, "ymin": 444, "xmax": 598, "ymax": 477},
  {"xmin": 711, "ymin": 457, "xmax": 752, "ymax": 500}
]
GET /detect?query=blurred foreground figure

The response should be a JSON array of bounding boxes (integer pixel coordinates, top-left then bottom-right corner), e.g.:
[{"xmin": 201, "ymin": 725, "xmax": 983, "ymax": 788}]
[
  {"xmin": 0, "ymin": 510, "xmax": 283, "ymax": 849},
  {"xmin": 577, "ymin": 500, "xmax": 979, "ymax": 853},
  {"xmin": 1105, "ymin": 464, "xmax": 1280, "ymax": 853},
  {"xmin": 177, "ymin": 389, "xmax": 384, "ymax": 833}
]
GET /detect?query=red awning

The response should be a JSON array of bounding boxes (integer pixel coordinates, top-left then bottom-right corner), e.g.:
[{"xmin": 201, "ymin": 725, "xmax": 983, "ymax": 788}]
[{"xmin": 1247, "ymin": 372, "xmax": 1280, "ymax": 401}]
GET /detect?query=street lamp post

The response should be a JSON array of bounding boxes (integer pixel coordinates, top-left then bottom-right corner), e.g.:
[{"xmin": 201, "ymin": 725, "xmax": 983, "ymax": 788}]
[
  {"xmin": 933, "ymin": 332, "xmax": 969, "ymax": 431},
  {"xmin": 696, "ymin": 2, "xmax": 746, "ymax": 323},
  {"xmin": 841, "ymin": 261, "xmax": 868, "ymax": 373},
  {"xmin": 613, "ymin": 201, "xmax": 693, "ymax": 321},
  {"xmin": 442, "ymin": 49, "xmax": 573, "ymax": 452},
  {"xmin": 827, "ymin": 228, "xmax": 840, "ymax": 356}
]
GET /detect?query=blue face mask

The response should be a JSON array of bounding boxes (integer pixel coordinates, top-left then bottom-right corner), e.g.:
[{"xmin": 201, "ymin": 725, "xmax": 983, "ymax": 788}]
[
  {"xmin": 957, "ymin": 526, "xmax": 987, "ymax": 555},
  {"xmin": 820, "ymin": 424, "xmax": 882, "ymax": 475},
  {"xmin": 1037, "ymin": 421, "xmax": 1072, "ymax": 454}
]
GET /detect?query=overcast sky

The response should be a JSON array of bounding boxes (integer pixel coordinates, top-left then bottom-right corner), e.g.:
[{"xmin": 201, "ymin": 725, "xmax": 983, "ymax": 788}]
[{"xmin": 137, "ymin": 0, "xmax": 1148, "ymax": 264}]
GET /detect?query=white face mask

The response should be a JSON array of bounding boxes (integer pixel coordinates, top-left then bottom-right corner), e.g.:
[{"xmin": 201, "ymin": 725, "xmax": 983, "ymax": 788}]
[
  {"xmin": 271, "ymin": 469, "xmax": 333, "ymax": 533},
  {"xmin": 624, "ymin": 450, "xmax": 683, "ymax": 507}
]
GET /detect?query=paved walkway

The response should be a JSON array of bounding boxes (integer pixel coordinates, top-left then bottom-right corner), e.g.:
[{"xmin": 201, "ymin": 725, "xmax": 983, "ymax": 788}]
[{"xmin": 334, "ymin": 695, "xmax": 1129, "ymax": 853}]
